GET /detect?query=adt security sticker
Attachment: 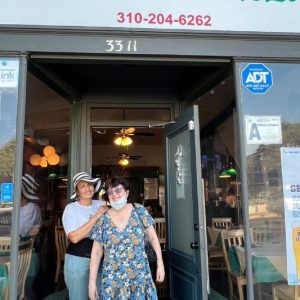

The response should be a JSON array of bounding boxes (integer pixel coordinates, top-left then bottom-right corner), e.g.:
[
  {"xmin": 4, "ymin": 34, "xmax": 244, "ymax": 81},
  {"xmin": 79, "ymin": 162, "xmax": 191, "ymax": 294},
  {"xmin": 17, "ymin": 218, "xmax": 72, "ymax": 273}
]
[{"xmin": 241, "ymin": 63, "xmax": 273, "ymax": 94}]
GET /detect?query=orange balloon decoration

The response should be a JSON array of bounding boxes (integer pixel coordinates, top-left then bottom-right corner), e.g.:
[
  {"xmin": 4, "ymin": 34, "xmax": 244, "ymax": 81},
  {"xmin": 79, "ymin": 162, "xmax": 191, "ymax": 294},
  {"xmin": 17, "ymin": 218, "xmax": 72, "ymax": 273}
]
[
  {"xmin": 47, "ymin": 153, "xmax": 60, "ymax": 165},
  {"xmin": 40, "ymin": 156, "xmax": 48, "ymax": 168},
  {"xmin": 29, "ymin": 154, "xmax": 42, "ymax": 166},
  {"xmin": 43, "ymin": 145, "xmax": 56, "ymax": 157}
]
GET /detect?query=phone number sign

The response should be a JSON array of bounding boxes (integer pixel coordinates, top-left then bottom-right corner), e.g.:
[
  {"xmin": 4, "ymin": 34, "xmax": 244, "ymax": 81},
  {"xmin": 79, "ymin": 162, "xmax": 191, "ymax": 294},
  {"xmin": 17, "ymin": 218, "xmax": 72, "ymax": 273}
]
[{"xmin": 0, "ymin": 0, "xmax": 299, "ymax": 34}]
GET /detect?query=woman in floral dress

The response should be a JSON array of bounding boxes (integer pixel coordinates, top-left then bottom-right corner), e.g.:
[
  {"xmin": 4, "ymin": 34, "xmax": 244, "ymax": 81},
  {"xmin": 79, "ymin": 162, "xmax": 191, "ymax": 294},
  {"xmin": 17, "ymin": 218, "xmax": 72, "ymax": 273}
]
[{"xmin": 89, "ymin": 177, "xmax": 165, "ymax": 300}]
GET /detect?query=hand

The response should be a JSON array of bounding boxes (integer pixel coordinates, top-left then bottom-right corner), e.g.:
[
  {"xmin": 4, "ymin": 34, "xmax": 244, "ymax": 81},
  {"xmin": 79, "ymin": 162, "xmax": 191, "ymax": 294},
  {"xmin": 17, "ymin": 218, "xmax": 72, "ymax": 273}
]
[
  {"xmin": 156, "ymin": 260, "xmax": 165, "ymax": 282},
  {"xmin": 88, "ymin": 283, "xmax": 99, "ymax": 300},
  {"xmin": 94, "ymin": 206, "xmax": 109, "ymax": 219}
]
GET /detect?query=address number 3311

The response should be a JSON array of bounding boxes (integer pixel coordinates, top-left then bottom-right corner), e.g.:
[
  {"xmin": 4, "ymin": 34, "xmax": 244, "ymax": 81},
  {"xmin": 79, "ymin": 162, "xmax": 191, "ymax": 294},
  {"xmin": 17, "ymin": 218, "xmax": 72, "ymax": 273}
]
[{"xmin": 105, "ymin": 40, "xmax": 137, "ymax": 52}]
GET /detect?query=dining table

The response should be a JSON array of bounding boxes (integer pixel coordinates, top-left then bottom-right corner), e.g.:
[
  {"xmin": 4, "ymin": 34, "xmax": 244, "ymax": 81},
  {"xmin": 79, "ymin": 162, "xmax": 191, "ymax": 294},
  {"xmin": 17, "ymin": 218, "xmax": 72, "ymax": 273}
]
[{"xmin": 235, "ymin": 242, "xmax": 286, "ymax": 283}]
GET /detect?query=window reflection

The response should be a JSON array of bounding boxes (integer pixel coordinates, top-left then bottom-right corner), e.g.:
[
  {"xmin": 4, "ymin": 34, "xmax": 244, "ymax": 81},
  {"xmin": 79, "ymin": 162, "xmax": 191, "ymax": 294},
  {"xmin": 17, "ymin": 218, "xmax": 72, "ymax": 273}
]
[
  {"xmin": 238, "ymin": 62, "xmax": 300, "ymax": 297},
  {"xmin": 0, "ymin": 58, "xmax": 19, "ymax": 237}
]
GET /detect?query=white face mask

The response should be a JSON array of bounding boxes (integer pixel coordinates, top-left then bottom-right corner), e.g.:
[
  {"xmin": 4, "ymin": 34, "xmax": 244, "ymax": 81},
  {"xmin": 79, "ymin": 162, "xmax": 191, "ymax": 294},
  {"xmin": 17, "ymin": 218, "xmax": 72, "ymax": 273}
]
[{"xmin": 110, "ymin": 196, "xmax": 127, "ymax": 210}]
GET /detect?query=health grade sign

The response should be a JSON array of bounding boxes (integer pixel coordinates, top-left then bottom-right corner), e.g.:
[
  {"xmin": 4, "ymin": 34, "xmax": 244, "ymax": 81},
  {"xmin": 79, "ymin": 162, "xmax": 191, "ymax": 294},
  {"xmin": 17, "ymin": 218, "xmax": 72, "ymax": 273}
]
[{"xmin": 241, "ymin": 63, "xmax": 273, "ymax": 94}]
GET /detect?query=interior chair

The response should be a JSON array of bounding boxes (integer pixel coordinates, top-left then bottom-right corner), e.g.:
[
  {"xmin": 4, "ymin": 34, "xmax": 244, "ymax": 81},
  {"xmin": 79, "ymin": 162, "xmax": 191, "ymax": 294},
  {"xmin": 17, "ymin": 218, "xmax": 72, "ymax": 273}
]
[
  {"xmin": 0, "ymin": 237, "xmax": 11, "ymax": 253},
  {"xmin": 4, "ymin": 239, "xmax": 34, "ymax": 300},
  {"xmin": 269, "ymin": 218, "xmax": 284, "ymax": 244},
  {"xmin": 273, "ymin": 284, "xmax": 300, "ymax": 300},
  {"xmin": 154, "ymin": 218, "xmax": 166, "ymax": 250},
  {"xmin": 208, "ymin": 218, "xmax": 232, "ymax": 271},
  {"xmin": 251, "ymin": 219, "xmax": 267, "ymax": 245},
  {"xmin": 54, "ymin": 225, "xmax": 68, "ymax": 283},
  {"xmin": 208, "ymin": 246, "xmax": 226, "ymax": 271},
  {"xmin": 0, "ymin": 237, "xmax": 11, "ymax": 300},
  {"xmin": 221, "ymin": 228, "xmax": 253, "ymax": 300},
  {"xmin": 212, "ymin": 217, "xmax": 232, "ymax": 230}
]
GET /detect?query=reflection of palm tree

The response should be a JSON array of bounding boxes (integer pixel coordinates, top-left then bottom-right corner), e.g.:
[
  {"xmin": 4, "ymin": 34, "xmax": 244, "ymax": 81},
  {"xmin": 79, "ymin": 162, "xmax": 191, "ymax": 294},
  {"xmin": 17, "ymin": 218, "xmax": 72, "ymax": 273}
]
[
  {"xmin": 0, "ymin": 138, "xmax": 16, "ymax": 178},
  {"xmin": 0, "ymin": 119, "xmax": 14, "ymax": 148}
]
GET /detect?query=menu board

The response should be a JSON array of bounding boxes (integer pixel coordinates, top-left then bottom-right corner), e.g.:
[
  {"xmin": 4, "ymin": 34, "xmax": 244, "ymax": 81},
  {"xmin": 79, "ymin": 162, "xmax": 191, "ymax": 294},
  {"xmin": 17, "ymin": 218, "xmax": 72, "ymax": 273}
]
[{"xmin": 144, "ymin": 178, "xmax": 158, "ymax": 200}]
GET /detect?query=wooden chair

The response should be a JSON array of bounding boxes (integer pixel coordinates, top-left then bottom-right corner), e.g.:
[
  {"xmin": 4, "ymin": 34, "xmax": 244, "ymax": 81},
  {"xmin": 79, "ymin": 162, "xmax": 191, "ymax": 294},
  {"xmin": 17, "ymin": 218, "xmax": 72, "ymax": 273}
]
[
  {"xmin": 221, "ymin": 229, "xmax": 253, "ymax": 300},
  {"xmin": 207, "ymin": 219, "xmax": 231, "ymax": 271},
  {"xmin": 54, "ymin": 225, "xmax": 68, "ymax": 283},
  {"xmin": 212, "ymin": 217, "xmax": 232, "ymax": 230},
  {"xmin": 208, "ymin": 245, "xmax": 226, "ymax": 271},
  {"xmin": 273, "ymin": 284, "xmax": 300, "ymax": 300},
  {"xmin": 4, "ymin": 239, "xmax": 34, "ymax": 300},
  {"xmin": 251, "ymin": 219, "xmax": 267, "ymax": 244},
  {"xmin": 154, "ymin": 218, "xmax": 166, "ymax": 250},
  {"xmin": 0, "ymin": 237, "xmax": 11, "ymax": 253}
]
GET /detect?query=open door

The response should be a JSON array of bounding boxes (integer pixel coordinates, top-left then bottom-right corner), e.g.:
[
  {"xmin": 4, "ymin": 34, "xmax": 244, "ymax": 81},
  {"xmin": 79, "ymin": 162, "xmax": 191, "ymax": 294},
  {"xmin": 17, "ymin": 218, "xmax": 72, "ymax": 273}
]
[{"xmin": 165, "ymin": 105, "xmax": 208, "ymax": 300}]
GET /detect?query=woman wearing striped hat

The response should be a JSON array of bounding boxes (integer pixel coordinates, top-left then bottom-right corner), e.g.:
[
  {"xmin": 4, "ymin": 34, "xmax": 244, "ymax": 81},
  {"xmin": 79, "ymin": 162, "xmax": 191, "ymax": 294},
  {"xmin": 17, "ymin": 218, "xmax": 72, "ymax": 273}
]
[
  {"xmin": 20, "ymin": 174, "xmax": 42, "ymax": 300},
  {"xmin": 20, "ymin": 174, "xmax": 42, "ymax": 239},
  {"xmin": 62, "ymin": 172, "xmax": 108, "ymax": 300}
]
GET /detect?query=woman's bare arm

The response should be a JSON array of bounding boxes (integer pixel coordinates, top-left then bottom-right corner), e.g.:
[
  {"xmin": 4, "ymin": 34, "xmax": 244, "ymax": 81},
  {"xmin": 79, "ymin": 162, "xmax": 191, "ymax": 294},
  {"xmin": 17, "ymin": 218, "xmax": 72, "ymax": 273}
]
[
  {"xmin": 146, "ymin": 225, "xmax": 165, "ymax": 282},
  {"xmin": 89, "ymin": 241, "xmax": 103, "ymax": 299},
  {"xmin": 68, "ymin": 206, "xmax": 107, "ymax": 243}
]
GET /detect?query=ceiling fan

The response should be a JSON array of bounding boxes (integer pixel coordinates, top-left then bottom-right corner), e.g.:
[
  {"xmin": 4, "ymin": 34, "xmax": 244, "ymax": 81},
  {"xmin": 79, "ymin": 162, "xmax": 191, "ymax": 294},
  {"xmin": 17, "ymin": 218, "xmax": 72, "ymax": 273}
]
[
  {"xmin": 115, "ymin": 127, "xmax": 155, "ymax": 137},
  {"xmin": 109, "ymin": 151, "xmax": 142, "ymax": 167},
  {"xmin": 118, "ymin": 151, "xmax": 142, "ymax": 160},
  {"xmin": 114, "ymin": 127, "xmax": 154, "ymax": 146}
]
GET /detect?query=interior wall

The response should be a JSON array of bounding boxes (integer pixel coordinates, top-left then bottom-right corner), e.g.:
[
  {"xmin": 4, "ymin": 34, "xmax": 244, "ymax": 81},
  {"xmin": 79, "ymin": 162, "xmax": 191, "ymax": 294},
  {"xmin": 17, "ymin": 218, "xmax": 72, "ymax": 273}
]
[{"xmin": 92, "ymin": 145, "xmax": 164, "ymax": 171}]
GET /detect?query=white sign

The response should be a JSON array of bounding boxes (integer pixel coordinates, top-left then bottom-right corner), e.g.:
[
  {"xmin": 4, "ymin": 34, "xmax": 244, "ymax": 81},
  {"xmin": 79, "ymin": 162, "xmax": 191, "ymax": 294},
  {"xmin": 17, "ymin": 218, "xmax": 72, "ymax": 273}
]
[
  {"xmin": 280, "ymin": 147, "xmax": 300, "ymax": 285},
  {"xmin": 245, "ymin": 116, "xmax": 282, "ymax": 145},
  {"xmin": 0, "ymin": 59, "xmax": 19, "ymax": 88},
  {"xmin": 0, "ymin": 0, "xmax": 299, "ymax": 34}
]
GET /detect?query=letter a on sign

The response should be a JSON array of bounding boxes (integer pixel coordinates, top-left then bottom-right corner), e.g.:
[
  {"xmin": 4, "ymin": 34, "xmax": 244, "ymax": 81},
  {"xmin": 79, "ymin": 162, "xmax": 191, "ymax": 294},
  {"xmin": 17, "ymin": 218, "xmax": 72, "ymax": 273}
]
[{"xmin": 249, "ymin": 123, "xmax": 261, "ymax": 141}]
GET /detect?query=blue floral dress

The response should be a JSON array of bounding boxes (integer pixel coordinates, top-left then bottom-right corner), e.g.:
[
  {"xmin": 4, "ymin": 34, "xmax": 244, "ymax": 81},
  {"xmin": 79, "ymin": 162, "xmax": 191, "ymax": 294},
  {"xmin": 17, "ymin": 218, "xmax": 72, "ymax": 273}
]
[{"xmin": 89, "ymin": 204, "xmax": 157, "ymax": 300}]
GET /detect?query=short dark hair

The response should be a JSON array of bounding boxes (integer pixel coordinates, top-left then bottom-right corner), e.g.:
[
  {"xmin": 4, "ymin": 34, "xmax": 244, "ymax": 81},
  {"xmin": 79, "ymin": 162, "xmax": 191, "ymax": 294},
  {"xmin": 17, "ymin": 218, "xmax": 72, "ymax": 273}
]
[{"xmin": 105, "ymin": 177, "xmax": 130, "ymax": 191}]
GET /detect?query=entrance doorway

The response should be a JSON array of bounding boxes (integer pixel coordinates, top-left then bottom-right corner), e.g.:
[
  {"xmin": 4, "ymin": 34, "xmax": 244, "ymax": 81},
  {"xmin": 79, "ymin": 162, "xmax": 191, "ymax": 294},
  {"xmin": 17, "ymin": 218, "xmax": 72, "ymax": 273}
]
[{"xmin": 20, "ymin": 56, "xmax": 238, "ymax": 299}]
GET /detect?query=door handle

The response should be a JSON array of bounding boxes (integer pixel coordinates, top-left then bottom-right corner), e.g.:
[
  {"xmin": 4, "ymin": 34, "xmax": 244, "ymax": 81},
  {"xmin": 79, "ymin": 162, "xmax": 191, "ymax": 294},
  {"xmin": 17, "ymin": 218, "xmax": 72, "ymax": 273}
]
[{"xmin": 190, "ymin": 241, "xmax": 199, "ymax": 249}]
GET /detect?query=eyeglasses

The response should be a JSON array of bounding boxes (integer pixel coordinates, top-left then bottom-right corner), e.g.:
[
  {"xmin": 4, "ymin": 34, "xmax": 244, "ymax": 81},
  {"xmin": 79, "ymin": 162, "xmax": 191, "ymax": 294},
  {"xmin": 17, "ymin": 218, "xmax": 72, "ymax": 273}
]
[{"xmin": 107, "ymin": 187, "xmax": 124, "ymax": 196}]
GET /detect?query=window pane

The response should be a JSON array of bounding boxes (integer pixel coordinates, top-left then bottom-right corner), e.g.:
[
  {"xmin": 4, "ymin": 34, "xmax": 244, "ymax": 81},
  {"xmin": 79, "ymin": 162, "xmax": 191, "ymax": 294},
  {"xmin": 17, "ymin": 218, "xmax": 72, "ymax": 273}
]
[
  {"xmin": 0, "ymin": 58, "xmax": 19, "ymax": 237},
  {"xmin": 237, "ymin": 62, "xmax": 300, "ymax": 296}
]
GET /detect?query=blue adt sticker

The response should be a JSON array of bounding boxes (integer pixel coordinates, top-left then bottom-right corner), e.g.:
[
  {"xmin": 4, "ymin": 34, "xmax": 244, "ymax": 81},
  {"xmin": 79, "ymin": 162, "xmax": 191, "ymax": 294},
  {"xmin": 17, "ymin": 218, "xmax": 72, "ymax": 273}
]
[
  {"xmin": 1, "ymin": 183, "xmax": 13, "ymax": 203},
  {"xmin": 241, "ymin": 63, "xmax": 273, "ymax": 94}
]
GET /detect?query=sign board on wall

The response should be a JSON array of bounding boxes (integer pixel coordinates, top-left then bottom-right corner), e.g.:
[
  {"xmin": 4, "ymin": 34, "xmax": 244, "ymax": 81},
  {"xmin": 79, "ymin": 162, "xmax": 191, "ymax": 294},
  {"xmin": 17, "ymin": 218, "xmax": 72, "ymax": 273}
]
[
  {"xmin": 144, "ymin": 178, "xmax": 159, "ymax": 200},
  {"xmin": 0, "ymin": 183, "xmax": 13, "ymax": 203},
  {"xmin": 0, "ymin": 1, "xmax": 299, "ymax": 34},
  {"xmin": 0, "ymin": 60, "xmax": 19, "ymax": 88},
  {"xmin": 244, "ymin": 116, "xmax": 282, "ymax": 145},
  {"xmin": 241, "ymin": 63, "xmax": 273, "ymax": 94},
  {"xmin": 280, "ymin": 147, "xmax": 300, "ymax": 285}
]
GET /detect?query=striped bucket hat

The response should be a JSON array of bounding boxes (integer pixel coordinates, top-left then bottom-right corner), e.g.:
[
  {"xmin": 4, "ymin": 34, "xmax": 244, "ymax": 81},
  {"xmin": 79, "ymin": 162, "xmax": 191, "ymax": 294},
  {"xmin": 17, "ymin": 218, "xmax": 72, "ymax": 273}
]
[
  {"xmin": 22, "ymin": 174, "xmax": 40, "ymax": 200},
  {"xmin": 71, "ymin": 172, "xmax": 101, "ymax": 200}
]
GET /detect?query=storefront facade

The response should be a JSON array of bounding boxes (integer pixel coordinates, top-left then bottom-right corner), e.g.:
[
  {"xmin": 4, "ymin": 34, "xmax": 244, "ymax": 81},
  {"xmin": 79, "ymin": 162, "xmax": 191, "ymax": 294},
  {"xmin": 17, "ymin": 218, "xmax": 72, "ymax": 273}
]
[{"xmin": 1, "ymin": 1, "xmax": 300, "ymax": 299}]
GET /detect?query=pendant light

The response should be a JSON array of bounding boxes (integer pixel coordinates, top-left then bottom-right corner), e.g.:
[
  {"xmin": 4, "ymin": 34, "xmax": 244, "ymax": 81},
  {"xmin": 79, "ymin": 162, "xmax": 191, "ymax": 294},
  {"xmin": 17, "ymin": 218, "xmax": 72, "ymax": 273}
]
[
  {"xmin": 119, "ymin": 158, "xmax": 129, "ymax": 166},
  {"xmin": 219, "ymin": 168, "xmax": 231, "ymax": 179},
  {"xmin": 114, "ymin": 136, "xmax": 133, "ymax": 146},
  {"xmin": 227, "ymin": 163, "xmax": 237, "ymax": 176}
]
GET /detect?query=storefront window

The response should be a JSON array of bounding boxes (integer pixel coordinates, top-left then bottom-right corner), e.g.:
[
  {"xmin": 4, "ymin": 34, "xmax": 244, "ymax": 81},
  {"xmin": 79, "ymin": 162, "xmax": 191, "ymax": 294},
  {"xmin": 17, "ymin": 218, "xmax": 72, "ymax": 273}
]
[
  {"xmin": 237, "ymin": 62, "xmax": 300, "ymax": 297},
  {"xmin": 0, "ymin": 57, "xmax": 19, "ymax": 237}
]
